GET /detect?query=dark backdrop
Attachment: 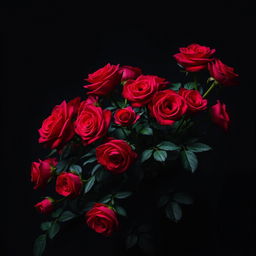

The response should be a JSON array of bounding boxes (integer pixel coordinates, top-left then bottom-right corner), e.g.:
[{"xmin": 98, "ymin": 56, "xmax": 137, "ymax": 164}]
[{"xmin": 3, "ymin": 8, "xmax": 256, "ymax": 256}]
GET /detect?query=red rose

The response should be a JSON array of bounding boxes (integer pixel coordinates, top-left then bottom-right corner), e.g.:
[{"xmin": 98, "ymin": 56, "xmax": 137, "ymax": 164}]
[
  {"xmin": 38, "ymin": 97, "xmax": 80, "ymax": 149},
  {"xmin": 122, "ymin": 75, "xmax": 168, "ymax": 107},
  {"xmin": 84, "ymin": 63, "xmax": 121, "ymax": 96},
  {"xmin": 149, "ymin": 89, "xmax": 187, "ymax": 125},
  {"xmin": 31, "ymin": 158, "xmax": 57, "ymax": 189},
  {"xmin": 178, "ymin": 88, "xmax": 207, "ymax": 113},
  {"xmin": 34, "ymin": 198, "xmax": 54, "ymax": 214},
  {"xmin": 210, "ymin": 100, "xmax": 230, "ymax": 131},
  {"xmin": 56, "ymin": 172, "xmax": 83, "ymax": 198},
  {"xmin": 96, "ymin": 138, "xmax": 137, "ymax": 174},
  {"xmin": 173, "ymin": 43, "xmax": 216, "ymax": 72},
  {"xmin": 114, "ymin": 106, "xmax": 140, "ymax": 126},
  {"xmin": 119, "ymin": 65, "xmax": 142, "ymax": 81},
  {"xmin": 208, "ymin": 58, "xmax": 239, "ymax": 86},
  {"xmin": 86, "ymin": 203, "xmax": 118, "ymax": 236},
  {"xmin": 74, "ymin": 100, "xmax": 111, "ymax": 145}
]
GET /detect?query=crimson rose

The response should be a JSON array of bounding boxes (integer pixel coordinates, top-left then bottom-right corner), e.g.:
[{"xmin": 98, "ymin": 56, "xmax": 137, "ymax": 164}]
[
  {"xmin": 38, "ymin": 97, "xmax": 80, "ymax": 149},
  {"xmin": 56, "ymin": 172, "xmax": 83, "ymax": 198},
  {"xmin": 74, "ymin": 100, "xmax": 111, "ymax": 145},
  {"xmin": 114, "ymin": 106, "xmax": 140, "ymax": 127},
  {"xmin": 34, "ymin": 198, "xmax": 54, "ymax": 214},
  {"xmin": 178, "ymin": 88, "xmax": 207, "ymax": 113},
  {"xmin": 119, "ymin": 65, "xmax": 142, "ymax": 81},
  {"xmin": 208, "ymin": 58, "xmax": 239, "ymax": 86},
  {"xmin": 149, "ymin": 89, "xmax": 187, "ymax": 125},
  {"xmin": 96, "ymin": 138, "xmax": 137, "ymax": 174},
  {"xmin": 122, "ymin": 75, "xmax": 168, "ymax": 107},
  {"xmin": 84, "ymin": 63, "xmax": 121, "ymax": 96},
  {"xmin": 86, "ymin": 203, "xmax": 119, "ymax": 236},
  {"xmin": 210, "ymin": 100, "xmax": 230, "ymax": 131},
  {"xmin": 31, "ymin": 158, "xmax": 57, "ymax": 189},
  {"xmin": 173, "ymin": 43, "xmax": 216, "ymax": 72}
]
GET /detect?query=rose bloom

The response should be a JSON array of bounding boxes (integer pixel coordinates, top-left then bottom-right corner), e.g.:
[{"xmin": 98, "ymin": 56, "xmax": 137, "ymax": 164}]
[
  {"xmin": 114, "ymin": 106, "xmax": 140, "ymax": 126},
  {"xmin": 208, "ymin": 58, "xmax": 239, "ymax": 86},
  {"xmin": 38, "ymin": 97, "xmax": 80, "ymax": 149},
  {"xmin": 86, "ymin": 203, "xmax": 119, "ymax": 236},
  {"xmin": 173, "ymin": 43, "xmax": 216, "ymax": 72},
  {"xmin": 56, "ymin": 172, "xmax": 83, "ymax": 198},
  {"xmin": 178, "ymin": 88, "xmax": 207, "ymax": 113},
  {"xmin": 74, "ymin": 100, "xmax": 111, "ymax": 145},
  {"xmin": 122, "ymin": 75, "xmax": 168, "ymax": 107},
  {"xmin": 119, "ymin": 65, "xmax": 142, "ymax": 81},
  {"xmin": 96, "ymin": 138, "xmax": 137, "ymax": 174},
  {"xmin": 149, "ymin": 89, "xmax": 187, "ymax": 125},
  {"xmin": 84, "ymin": 63, "xmax": 121, "ymax": 96},
  {"xmin": 31, "ymin": 158, "xmax": 57, "ymax": 189},
  {"xmin": 210, "ymin": 100, "xmax": 230, "ymax": 131},
  {"xmin": 34, "ymin": 198, "xmax": 54, "ymax": 214}
]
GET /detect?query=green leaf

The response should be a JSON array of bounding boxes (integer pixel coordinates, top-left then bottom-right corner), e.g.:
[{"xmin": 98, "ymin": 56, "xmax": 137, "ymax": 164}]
[
  {"xmin": 115, "ymin": 205, "xmax": 127, "ymax": 216},
  {"xmin": 157, "ymin": 141, "xmax": 180, "ymax": 151},
  {"xmin": 126, "ymin": 234, "xmax": 138, "ymax": 249},
  {"xmin": 51, "ymin": 208, "xmax": 63, "ymax": 218},
  {"xmin": 99, "ymin": 194, "xmax": 112, "ymax": 204},
  {"xmin": 153, "ymin": 150, "xmax": 167, "ymax": 162},
  {"xmin": 48, "ymin": 222, "xmax": 60, "ymax": 239},
  {"xmin": 173, "ymin": 192, "xmax": 194, "ymax": 205},
  {"xmin": 157, "ymin": 195, "xmax": 169, "ymax": 208},
  {"xmin": 46, "ymin": 149, "xmax": 57, "ymax": 158},
  {"xmin": 184, "ymin": 82, "xmax": 196, "ymax": 90},
  {"xmin": 60, "ymin": 143, "xmax": 72, "ymax": 160},
  {"xmin": 187, "ymin": 143, "xmax": 212, "ymax": 153},
  {"xmin": 180, "ymin": 150, "xmax": 198, "ymax": 173},
  {"xmin": 82, "ymin": 201, "xmax": 95, "ymax": 212},
  {"xmin": 40, "ymin": 221, "xmax": 52, "ymax": 231},
  {"xmin": 140, "ymin": 127, "xmax": 153, "ymax": 135},
  {"xmin": 58, "ymin": 211, "xmax": 77, "ymax": 222},
  {"xmin": 69, "ymin": 164, "xmax": 82, "ymax": 175},
  {"xmin": 141, "ymin": 149, "xmax": 153, "ymax": 163},
  {"xmin": 95, "ymin": 168, "xmax": 110, "ymax": 182},
  {"xmin": 166, "ymin": 201, "xmax": 182, "ymax": 222},
  {"xmin": 91, "ymin": 164, "xmax": 102, "ymax": 176},
  {"xmin": 84, "ymin": 176, "xmax": 96, "ymax": 193},
  {"xmin": 55, "ymin": 160, "xmax": 69, "ymax": 174},
  {"xmin": 170, "ymin": 82, "xmax": 182, "ymax": 91},
  {"xmin": 114, "ymin": 191, "xmax": 132, "ymax": 199},
  {"xmin": 82, "ymin": 157, "xmax": 97, "ymax": 166},
  {"xmin": 81, "ymin": 151, "xmax": 95, "ymax": 159},
  {"xmin": 33, "ymin": 234, "xmax": 47, "ymax": 256}
]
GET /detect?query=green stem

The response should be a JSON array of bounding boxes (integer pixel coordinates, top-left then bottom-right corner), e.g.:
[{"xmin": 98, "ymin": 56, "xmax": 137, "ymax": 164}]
[{"xmin": 203, "ymin": 80, "xmax": 218, "ymax": 98}]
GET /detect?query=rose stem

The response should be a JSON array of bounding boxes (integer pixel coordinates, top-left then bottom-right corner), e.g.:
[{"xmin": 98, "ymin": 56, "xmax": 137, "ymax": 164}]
[{"xmin": 203, "ymin": 80, "xmax": 219, "ymax": 98}]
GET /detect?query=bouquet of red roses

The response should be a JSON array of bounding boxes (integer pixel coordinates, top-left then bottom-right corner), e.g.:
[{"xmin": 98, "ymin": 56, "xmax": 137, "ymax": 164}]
[{"xmin": 31, "ymin": 44, "xmax": 238, "ymax": 256}]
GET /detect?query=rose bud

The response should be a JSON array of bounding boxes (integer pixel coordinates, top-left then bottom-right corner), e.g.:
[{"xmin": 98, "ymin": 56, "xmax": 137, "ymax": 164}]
[
  {"xmin": 148, "ymin": 89, "xmax": 187, "ymax": 125},
  {"xmin": 31, "ymin": 158, "xmax": 58, "ymax": 189},
  {"xmin": 208, "ymin": 58, "xmax": 239, "ymax": 86},
  {"xmin": 114, "ymin": 106, "xmax": 140, "ymax": 127},
  {"xmin": 173, "ymin": 43, "xmax": 216, "ymax": 72},
  {"xmin": 210, "ymin": 100, "xmax": 230, "ymax": 131},
  {"xmin": 122, "ymin": 75, "xmax": 168, "ymax": 107},
  {"xmin": 56, "ymin": 172, "xmax": 83, "ymax": 198},
  {"xmin": 38, "ymin": 97, "xmax": 80, "ymax": 149},
  {"xmin": 119, "ymin": 65, "xmax": 142, "ymax": 82},
  {"xmin": 178, "ymin": 88, "xmax": 207, "ymax": 113},
  {"xmin": 96, "ymin": 138, "xmax": 137, "ymax": 174},
  {"xmin": 86, "ymin": 203, "xmax": 119, "ymax": 236},
  {"xmin": 84, "ymin": 63, "xmax": 121, "ymax": 96},
  {"xmin": 34, "ymin": 198, "xmax": 54, "ymax": 214}
]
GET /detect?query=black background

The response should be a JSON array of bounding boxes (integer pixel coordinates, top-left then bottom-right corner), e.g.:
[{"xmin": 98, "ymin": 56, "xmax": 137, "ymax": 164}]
[{"xmin": 3, "ymin": 7, "xmax": 256, "ymax": 256}]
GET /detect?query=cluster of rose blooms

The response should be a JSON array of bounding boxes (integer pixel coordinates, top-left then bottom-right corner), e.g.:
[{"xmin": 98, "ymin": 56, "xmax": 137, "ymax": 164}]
[{"xmin": 31, "ymin": 44, "xmax": 238, "ymax": 237}]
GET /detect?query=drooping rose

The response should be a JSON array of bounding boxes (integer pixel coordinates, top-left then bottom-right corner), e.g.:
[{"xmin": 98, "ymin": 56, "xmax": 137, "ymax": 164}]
[
  {"xmin": 178, "ymin": 88, "xmax": 207, "ymax": 113},
  {"xmin": 84, "ymin": 63, "xmax": 121, "ymax": 96},
  {"xmin": 86, "ymin": 203, "xmax": 119, "ymax": 236},
  {"xmin": 208, "ymin": 58, "xmax": 239, "ymax": 86},
  {"xmin": 31, "ymin": 158, "xmax": 58, "ymax": 189},
  {"xmin": 148, "ymin": 89, "xmax": 187, "ymax": 125},
  {"xmin": 74, "ymin": 100, "xmax": 111, "ymax": 145},
  {"xmin": 173, "ymin": 43, "xmax": 216, "ymax": 72},
  {"xmin": 96, "ymin": 138, "xmax": 137, "ymax": 174},
  {"xmin": 122, "ymin": 75, "xmax": 168, "ymax": 107},
  {"xmin": 119, "ymin": 65, "xmax": 142, "ymax": 81},
  {"xmin": 114, "ymin": 106, "xmax": 140, "ymax": 126},
  {"xmin": 38, "ymin": 97, "xmax": 80, "ymax": 149},
  {"xmin": 210, "ymin": 100, "xmax": 230, "ymax": 131},
  {"xmin": 56, "ymin": 172, "xmax": 83, "ymax": 198},
  {"xmin": 34, "ymin": 198, "xmax": 54, "ymax": 214}
]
